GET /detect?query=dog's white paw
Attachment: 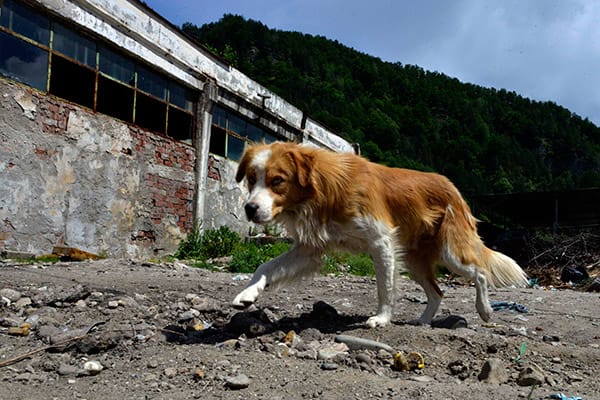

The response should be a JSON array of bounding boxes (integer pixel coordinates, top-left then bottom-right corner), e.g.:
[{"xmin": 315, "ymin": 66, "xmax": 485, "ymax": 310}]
[
  {"xmin": 477, "ymin": 303, "xmax": 493, "ymax": 322},
  {"xmin": 232, "ymin": 287, "xmax": 259, "ymax": 309},
  {"xmin": 366, "ymin": 314, "xmax": 391, "ymax": 328}
]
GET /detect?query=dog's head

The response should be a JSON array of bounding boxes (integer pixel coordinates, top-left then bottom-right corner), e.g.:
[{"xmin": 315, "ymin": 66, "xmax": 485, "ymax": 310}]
[{"xmin": 236, "ymin": 142, "xmax": 315, "ymax": 224}]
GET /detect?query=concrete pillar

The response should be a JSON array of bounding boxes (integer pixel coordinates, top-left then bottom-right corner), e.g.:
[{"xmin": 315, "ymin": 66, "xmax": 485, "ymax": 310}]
[{"xmin": 194, "ymin": 79, "xmax": 218, "ymax": 231}]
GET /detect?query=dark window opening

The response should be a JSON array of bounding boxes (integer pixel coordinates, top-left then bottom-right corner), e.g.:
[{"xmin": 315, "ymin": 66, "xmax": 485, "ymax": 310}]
[
  {"xmin": 136, "ymin": 92, "xmax": 166, "ymax": 133},
  {"xmin": 168, "ymin": 106, "xmax": 192, "ymax": 142},
  {"xmin": 49, "ymin": 54, "xmax": 94, "ymax": 108},
  {"xmin": 209, "ymin": 125, "xmax": 226, "ymax": 156},
  {"xmin": 97, "ymin": 75, "xmax": 133, "ymax": 122}
]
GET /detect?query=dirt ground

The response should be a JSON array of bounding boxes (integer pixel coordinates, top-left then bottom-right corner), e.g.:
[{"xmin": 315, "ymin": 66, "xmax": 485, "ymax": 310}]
[{"xmin": 0, "ymin": 258, "xmax": 598, "ymax": 400}]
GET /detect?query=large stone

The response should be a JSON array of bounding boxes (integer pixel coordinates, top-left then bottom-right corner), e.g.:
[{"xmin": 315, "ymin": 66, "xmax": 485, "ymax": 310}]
[
  {"xmin": 517, "ymin": 362, "xmax": 545, "ymax": 386},
  {"xmin": 478, "ymin": 358, "xmax": 508, "ymax": 384}
]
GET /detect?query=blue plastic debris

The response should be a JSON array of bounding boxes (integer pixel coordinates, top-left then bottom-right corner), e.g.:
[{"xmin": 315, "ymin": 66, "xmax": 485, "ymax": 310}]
[
  {"xmin": 490, "ymin": 301, "xmax": 528, "ymax": 313},
  {"xmin": 549, "ymin": 393, "xmax": 583, "ymax": 400}
]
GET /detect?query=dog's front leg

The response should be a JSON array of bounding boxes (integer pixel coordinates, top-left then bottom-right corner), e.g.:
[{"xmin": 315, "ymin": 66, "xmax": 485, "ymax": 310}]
[
  {"xmin": 232, "ymin": 244, "xmax": 322, "ymax": 309},
  {"xmin": 366, "ymin": 238, "xmax": 398, "ymax": 328}
]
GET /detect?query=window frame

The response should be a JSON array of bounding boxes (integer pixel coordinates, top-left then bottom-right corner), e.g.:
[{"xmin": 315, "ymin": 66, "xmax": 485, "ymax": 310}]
[{"xmin": 0, "ymin": 0, "xmax": 196, "ymax": 144}]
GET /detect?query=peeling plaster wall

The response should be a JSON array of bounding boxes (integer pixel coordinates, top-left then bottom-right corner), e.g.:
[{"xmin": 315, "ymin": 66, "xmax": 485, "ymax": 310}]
[
  {"xmin": 0, "ymin": 0, "xmax": 355, "ymax": 258},
  {"xmin": 0, "ymin": 80, "xmax": 194, "ymax": 257}
]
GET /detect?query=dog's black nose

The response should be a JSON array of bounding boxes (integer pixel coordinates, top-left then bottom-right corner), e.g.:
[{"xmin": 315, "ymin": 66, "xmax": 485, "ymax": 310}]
[{"xmin": 244, "ymin": 203, "xmax": 259, "ymax": 220}]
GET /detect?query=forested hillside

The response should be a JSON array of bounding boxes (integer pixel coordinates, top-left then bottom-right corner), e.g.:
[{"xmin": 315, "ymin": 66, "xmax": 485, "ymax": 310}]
[{"xmin": 183, "ymin": 15, "xmax": 600, "ymax": 195}]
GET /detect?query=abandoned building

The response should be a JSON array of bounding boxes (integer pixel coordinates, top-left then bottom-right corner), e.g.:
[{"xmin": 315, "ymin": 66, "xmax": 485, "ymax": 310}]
[{"xmin": 0, "ymin": 0, "xmax": 353, "ymax": 258}]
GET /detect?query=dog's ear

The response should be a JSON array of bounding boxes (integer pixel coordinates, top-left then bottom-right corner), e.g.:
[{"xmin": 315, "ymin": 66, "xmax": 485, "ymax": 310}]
[
  {"xmin": 288, "ymin": 148, "xmax": 313, "ymax": 187},
  {"xmin": 235, "ymin": 147, "xmax": 252, "ymax": 182}
]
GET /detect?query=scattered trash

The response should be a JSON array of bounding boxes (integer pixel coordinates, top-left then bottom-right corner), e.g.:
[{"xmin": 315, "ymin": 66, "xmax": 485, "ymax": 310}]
[
  {"xmin": 7, "ymin": 323, "xmax": 31, "ymax": 336},
  {"xmin": 335, "ymin": 334, "xmax": 394, "ymax": 354},
  {"xmin": 560, "ymin": 266, "xmax": 589, "ymax": 284},
  {"xmin": 513, "ymin": 342, "xmax": 528, "ymax": 363},
  {"xmin": 50, "ymin": 246, "xmax": 101, "ymax": 261},
  {"xmin": 392, "ymin": 352, "xmax": 424, "ymax": 371},
  {"xmin": 550, "ymin": 393, "xmax": 583, "ymax": 400},
  {"xmin": 490, "ymin": 301, "xmax": 529, "ymax": 313},
  {"xmin": 232, "ymin": 274, "xmax": 249, "ymax": 281}
]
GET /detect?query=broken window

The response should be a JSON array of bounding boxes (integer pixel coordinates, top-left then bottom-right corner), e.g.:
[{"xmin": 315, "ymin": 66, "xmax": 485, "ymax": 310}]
[
  {"xmin": 209, "ymin": 105, "xmax": 283, "ymax": 161},
  {"xmin": 0, "ymin": 0, "xmax": 196, "ymax": 144}
]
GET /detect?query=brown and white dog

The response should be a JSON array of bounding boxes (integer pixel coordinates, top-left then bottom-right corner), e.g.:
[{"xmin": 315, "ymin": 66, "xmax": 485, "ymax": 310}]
[{"xmin": 232, "ymin": 142, "xmax": 527, "ymax": 327}]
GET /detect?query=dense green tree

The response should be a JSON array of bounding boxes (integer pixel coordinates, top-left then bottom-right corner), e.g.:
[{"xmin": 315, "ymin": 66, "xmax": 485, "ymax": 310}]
[{"xmin": 182, "ymin": 15, "xmax": 600, "ymax": 195}]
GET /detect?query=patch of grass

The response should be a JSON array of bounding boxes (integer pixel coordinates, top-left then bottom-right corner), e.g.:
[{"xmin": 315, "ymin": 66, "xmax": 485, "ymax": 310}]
[
  {"xmin": 175, "ymin": 226, "xmax": 377, "ymax": 278},
  {"xmin": 175, "ymin": 226, "xmax": 241, "ymax": 260},
  {"xmin": 322, "ymin": 251, "xmax": 374, "ymax": 276},
  {"xmin": 230, "ymin": 241, "xmax": 291, "ymax": 273}
]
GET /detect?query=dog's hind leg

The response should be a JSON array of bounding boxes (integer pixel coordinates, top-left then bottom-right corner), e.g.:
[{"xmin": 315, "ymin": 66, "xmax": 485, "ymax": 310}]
[
  {"xmin": 405, "ymin": 249, "xmax": 443, "ymax": 325},
  {"xmin": 442, "ymin": 246, "xmax": 493, "ymax": 322},
  {"xmin": 232, "ymin": 244, "xmax": 322, "ymax": 309}
]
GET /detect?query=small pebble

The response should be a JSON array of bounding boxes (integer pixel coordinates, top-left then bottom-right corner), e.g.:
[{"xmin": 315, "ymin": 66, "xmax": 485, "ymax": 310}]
[
  {"xmin": 225, "ymin": 374, "xmax": 251, "ymax": 389},
  {"xmin": 321, "ymin": 362, "xmax": 339, "ymax": 371}
]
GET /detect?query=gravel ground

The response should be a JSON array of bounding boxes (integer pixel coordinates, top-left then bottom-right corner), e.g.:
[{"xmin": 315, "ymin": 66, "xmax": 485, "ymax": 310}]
[{"xmin": 0, "ymin": 258, "xmax": 598, "ymax": 400}]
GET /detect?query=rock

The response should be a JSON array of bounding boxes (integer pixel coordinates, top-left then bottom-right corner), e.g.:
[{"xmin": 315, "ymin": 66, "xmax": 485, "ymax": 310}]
[
  {"xmin": 431, "ymin": 315, "xmax": 468, "ymax": 329},
  {"xmin": 478, "ymin": 358, "xmax": 508, "ymax": 384},
  {"xmin": 355, "ymin": 353, "xmax": 372, "ymax": 365},
  {"xmin": 320, "ymin": 362, "xmax": 339, "ymax": 371},
  {"xmin": 410, "ymin": 375, "xmax": 434, "ymax": 382},
  {"xmin": 224, "ymin": 374, "xmax": 251, "ymax": 389},
  {"xmin": 42, "ymin": 284, "xmax": 90, "ymax": 307},
  {"xmin": 107, "ymin": 300, "xmax": 119, "ymax": 309},
  {"xmin": 311, "ymin": 301, "xmax": 339, "ymax": 318},
  {"xmin": 448, "ymin": 359, "xmax": 470, "ymax": 380},
  {"xmin": 82, "ymin": 360, "xmax": 103, "ymax": 375},
  {"xmin": 334, "ymin": 334, "xmax": 395, "ymax": 354},
  {"xmin": 14, "ymin": 297, "xmax": 32, "ymax": 309},
  {"xmin": 58, "ymin": 364, "xmax": 80, "ymax": 376},
  {"xmin": 178, "ymin": 309, "xmax": 200, "ymax": 321},
  {"xmin": 543, "ymin": 335, "xmax": 560, "ymax": 343},
  {"xmin": 188, "ymin": 296, "xmax": 220, "ymax": 312},
  {"xmin": 74, "ymin": 299, "xmax": 87, "ymax": 310},
  {"xmin": 164, "ymin": 367, "xmax": 178, "ymax": 378},
  {"xmin": 0, "ymin": 288, "xmax": 21, "ymax": 302},
  {"xmin": 517, "ymin": 362, "xmax": 545, "ymax": 386},
  {"xmin": 226, "ymin": 311, "xmax": 270, "ymax": 338},
  {"xmin": 317, "ymin": 343, "xmax": 349, "ymax": 361}
]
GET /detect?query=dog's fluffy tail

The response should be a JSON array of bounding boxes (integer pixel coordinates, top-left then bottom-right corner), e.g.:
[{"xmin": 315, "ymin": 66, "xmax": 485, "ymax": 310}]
[{"xmin": 482, "ymin": 246, "xmax": 528, "ymax": 288}]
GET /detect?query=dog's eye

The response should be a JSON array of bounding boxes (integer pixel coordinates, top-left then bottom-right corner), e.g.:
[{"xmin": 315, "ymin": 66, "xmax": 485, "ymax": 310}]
[
  {"xmin": 271, "ymin": 177, "xmax": 284, "ymax": 187},
  {"xmin": 248, "ymin": 175, "xmax": 257, "ymax": 186}
]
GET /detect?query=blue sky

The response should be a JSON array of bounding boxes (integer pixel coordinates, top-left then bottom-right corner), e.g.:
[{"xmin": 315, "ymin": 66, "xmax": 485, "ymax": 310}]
[{"xmin": 145, "ymin": 0, "xmax": 600, "ymax": 126}]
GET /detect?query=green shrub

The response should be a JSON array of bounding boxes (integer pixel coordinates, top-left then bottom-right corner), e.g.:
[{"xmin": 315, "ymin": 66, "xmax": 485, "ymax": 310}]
[{"xmin": 175, "ymin": 226, "xmax": 241, "ymax": 260}]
